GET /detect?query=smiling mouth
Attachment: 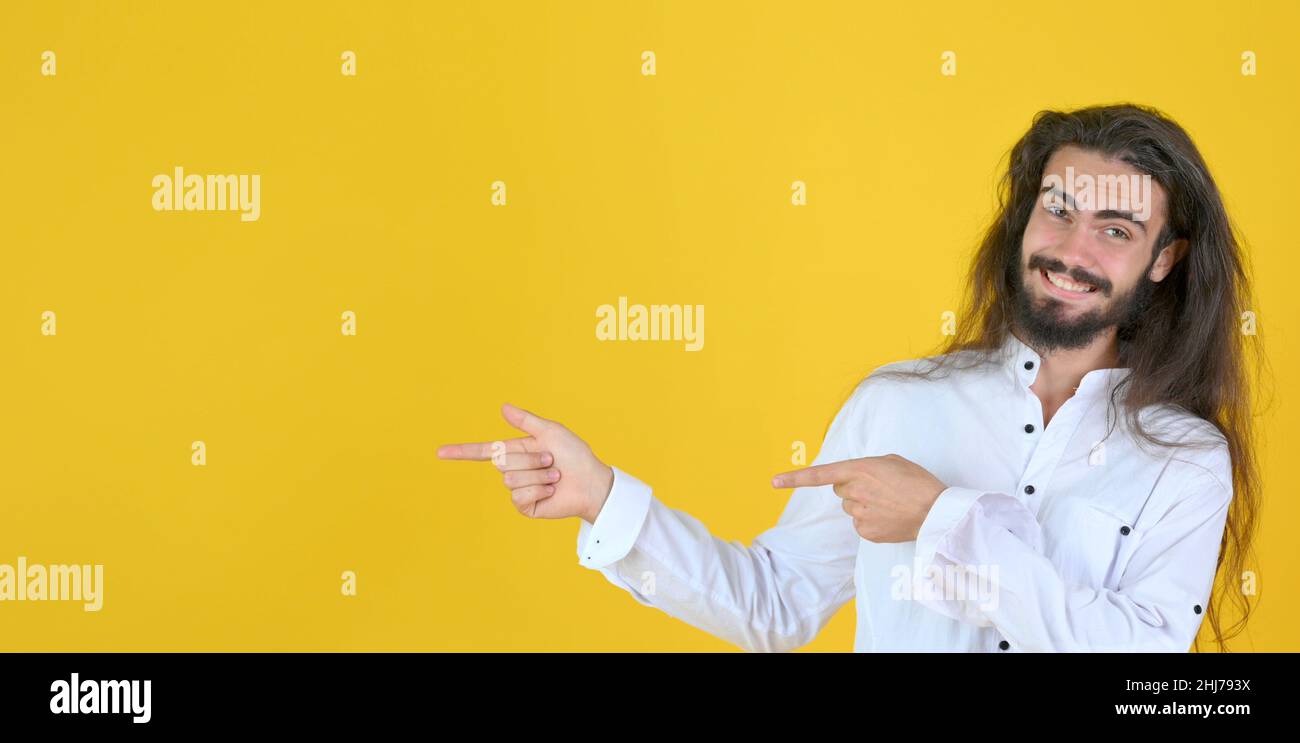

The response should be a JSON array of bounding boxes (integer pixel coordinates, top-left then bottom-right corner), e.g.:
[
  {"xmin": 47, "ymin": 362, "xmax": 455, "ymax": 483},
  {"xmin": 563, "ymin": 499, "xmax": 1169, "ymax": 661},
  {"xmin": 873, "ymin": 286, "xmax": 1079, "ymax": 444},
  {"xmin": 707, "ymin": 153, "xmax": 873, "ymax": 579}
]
[{"xmin": 1040, "ymin": 267, "xmax": 1097, "ymax": 295}]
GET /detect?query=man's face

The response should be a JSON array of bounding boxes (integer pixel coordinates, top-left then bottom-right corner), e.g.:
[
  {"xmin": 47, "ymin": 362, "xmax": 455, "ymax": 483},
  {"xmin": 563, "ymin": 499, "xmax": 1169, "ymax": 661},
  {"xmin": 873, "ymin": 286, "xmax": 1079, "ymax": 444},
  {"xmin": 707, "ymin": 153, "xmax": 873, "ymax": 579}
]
[{"xmin": 1012, "ymin": 145, "xmax": 1183, "ymax": 353}]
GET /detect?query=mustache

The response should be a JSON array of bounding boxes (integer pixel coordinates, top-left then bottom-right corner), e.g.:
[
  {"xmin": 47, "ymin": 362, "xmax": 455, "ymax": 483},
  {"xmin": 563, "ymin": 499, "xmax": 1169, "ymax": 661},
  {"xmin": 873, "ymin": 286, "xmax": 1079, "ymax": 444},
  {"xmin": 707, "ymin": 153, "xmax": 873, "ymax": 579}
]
[{"xmin": 1027, "ymin": 254, "xmax": 1112, "ymax": 295}]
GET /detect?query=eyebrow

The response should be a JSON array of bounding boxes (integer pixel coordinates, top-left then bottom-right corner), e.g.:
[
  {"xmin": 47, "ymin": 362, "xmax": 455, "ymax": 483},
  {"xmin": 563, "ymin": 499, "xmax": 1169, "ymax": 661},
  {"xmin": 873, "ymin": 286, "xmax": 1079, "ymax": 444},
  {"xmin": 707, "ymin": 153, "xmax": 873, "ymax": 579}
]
[
  {"xmin": 1041, "ymin": 185, "xmax": 1077, "ymax": 210},
  {"xmin": 1096, "ymin": 209, "xmax": 1148, "ymax": 234},
  {"xmin": 1040, "ymin": 186, "xmax": 1148, "ymax": 234}
]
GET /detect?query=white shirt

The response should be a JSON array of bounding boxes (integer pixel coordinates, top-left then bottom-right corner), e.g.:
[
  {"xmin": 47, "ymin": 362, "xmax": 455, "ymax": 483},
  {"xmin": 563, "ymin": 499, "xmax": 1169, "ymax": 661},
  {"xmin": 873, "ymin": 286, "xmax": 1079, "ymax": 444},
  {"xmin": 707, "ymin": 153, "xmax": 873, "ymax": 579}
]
[{"xmin": 575, "ymin": 332, "xmax": 1233, "ymax": 652}]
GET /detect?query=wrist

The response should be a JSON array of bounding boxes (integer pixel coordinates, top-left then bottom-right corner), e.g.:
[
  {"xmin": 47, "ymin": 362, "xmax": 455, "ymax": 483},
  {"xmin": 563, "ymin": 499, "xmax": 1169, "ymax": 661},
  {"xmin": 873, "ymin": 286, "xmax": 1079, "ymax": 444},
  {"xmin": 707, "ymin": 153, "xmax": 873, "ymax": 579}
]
[{"xmin": 585, "ymin": 464, "xmax": 615, "ymax": 523}]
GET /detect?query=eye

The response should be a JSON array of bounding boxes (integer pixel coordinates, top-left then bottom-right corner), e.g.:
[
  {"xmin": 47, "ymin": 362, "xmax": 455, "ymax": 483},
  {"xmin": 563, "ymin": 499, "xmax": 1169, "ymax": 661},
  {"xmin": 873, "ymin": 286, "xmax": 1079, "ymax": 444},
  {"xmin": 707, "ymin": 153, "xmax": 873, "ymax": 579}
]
[
  {"xmin": 1045, "ymin": 203, "xmax": 1067, "ymax": 219},
  {"xmin": 1103, "ymin": 226, "xmax": 1131, "ymax": 241}
]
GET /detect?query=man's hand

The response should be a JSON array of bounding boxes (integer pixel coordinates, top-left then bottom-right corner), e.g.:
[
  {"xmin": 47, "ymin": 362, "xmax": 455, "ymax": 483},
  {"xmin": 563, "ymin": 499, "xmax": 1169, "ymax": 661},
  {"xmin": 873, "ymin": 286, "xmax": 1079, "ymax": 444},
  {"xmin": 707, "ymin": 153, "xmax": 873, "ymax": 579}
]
[
  {"xmin": 437, "ymin": 404, "xmax": 615, "ymax": 523},
  {"xmin": 771, "ymin": 454, "xmax": 947, "ymax": 543}
]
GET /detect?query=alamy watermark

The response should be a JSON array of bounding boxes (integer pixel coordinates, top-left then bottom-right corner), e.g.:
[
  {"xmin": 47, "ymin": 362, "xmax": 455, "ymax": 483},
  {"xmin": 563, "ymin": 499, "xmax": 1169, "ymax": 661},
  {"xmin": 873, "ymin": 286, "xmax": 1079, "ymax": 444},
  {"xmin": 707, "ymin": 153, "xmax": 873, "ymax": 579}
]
[
  {"xmin": 595, "ymin": 297, "xmax": 704, "ymax": 351},
  {"xmin": 1041, "ymin": 167, "xmax": 1153, "ymax": 221},
  {"xmin": 890, "ymin": 558, "xmax": 1000, "ymax": 612},
  {"xmin": 0, "ymin": 556, "xmax": 103, "ymax": 611},
  {"xmin": 152, "ymin": 166, "xmax": 261, "ymax": 222}
]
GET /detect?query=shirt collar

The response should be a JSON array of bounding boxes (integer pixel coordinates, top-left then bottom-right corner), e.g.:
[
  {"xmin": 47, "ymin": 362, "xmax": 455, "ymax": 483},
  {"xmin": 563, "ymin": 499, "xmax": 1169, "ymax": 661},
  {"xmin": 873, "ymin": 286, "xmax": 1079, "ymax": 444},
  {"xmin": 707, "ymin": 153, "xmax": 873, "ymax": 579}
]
[{"xmin": 999, "ymin": 331, "xmax": 1131, "ymax": 399}]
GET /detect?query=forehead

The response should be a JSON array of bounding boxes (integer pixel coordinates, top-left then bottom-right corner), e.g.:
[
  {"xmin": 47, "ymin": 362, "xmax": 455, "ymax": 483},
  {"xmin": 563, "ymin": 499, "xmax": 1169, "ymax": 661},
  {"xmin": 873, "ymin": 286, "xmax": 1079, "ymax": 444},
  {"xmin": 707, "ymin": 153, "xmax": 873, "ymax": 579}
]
[{"xmin": 1041, "ymin": 144, "xmax": 1169, "ymax": 215}]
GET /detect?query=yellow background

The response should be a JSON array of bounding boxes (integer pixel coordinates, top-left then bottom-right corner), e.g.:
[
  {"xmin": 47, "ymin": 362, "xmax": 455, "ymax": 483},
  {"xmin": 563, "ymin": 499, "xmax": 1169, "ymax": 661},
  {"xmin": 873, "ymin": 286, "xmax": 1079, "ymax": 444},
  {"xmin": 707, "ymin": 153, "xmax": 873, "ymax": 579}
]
[{"xmin": 1, "ymin": 0, "xmax": 1295, "ymax": 651}]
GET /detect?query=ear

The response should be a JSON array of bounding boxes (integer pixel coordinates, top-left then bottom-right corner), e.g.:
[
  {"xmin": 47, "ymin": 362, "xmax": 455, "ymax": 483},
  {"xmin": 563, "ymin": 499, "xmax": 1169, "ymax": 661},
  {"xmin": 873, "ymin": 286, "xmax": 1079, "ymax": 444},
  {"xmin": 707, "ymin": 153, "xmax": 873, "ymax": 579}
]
[{"xmin": 1148, "ymin": 238, "xmax": 1189, "ymax": 283}]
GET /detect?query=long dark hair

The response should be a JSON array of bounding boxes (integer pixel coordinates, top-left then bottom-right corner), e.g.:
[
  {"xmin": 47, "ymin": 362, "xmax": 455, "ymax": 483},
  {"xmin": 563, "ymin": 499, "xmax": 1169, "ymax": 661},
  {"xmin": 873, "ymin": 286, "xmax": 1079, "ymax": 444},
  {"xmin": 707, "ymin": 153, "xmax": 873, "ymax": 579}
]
[{"xmin": 860, "ymin": 104, "xmax": 1266, "ymax": 651}]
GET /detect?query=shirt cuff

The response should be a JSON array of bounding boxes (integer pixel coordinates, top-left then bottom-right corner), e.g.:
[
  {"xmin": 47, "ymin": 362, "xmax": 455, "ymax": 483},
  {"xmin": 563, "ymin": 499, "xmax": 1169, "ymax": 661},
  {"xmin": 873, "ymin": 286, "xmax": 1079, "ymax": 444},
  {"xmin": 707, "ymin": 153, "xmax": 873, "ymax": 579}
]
[
  {"xmin": 916, "ymin": 486, "xmax": 1042, "ymax": 562},
  {"xmin": 915, "ymin": 486, "xmax": 987, "ymax": 563},
  {"xmin": 912, "ymin": 486, "xmax": 1042, "ymax": 623},
  {"xmin": 575, "ymin": 465, "xmax": 653, "ymax": 570}
]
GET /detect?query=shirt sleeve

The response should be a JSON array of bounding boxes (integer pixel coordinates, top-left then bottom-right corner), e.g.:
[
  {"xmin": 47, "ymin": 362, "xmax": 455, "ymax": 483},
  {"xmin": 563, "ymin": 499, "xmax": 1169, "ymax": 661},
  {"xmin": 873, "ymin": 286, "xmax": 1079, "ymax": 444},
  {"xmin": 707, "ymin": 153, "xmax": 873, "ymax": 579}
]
[
  {"xmin": 912, "ymin": 454, "xmax": 1233, "ymax": 652},
  {"xmin": 571, "ymin": 383, "xmax": 870, "ymax": 652}
]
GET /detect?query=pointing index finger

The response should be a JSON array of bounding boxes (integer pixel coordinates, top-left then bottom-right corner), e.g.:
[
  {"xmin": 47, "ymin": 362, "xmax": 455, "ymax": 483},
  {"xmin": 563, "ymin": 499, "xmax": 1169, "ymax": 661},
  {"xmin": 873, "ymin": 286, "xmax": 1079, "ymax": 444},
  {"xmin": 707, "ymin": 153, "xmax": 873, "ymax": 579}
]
[
  {"xmin": 771, "ymin": 460, "xmax": 856, "ymax": 489},
  {"xmin": 437, "ymin": 437, "xmax": 532, "ymax": 461}
]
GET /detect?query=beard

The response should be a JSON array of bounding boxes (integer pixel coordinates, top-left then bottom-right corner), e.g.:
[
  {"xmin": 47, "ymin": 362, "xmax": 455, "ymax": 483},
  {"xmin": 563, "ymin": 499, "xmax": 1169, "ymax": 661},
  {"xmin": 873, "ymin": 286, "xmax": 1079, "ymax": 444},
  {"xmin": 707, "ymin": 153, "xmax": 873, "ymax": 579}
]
[{"xmin": 1010, "ymin": 252, "xmax": 1156, "ymax": 353}]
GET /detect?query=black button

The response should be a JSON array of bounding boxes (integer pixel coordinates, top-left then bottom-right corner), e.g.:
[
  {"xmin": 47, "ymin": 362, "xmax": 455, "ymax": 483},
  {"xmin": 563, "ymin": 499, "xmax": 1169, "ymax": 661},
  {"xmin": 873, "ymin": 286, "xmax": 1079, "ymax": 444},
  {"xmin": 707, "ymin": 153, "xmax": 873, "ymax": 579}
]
[
  {"xmin": 1119, "ymin": 526, "xmax": 1130, "ymax": 536},
  {"xmin": 1024, "ymin": 485, "xmax": 1035, "ymax": 495},
  {"xmin": 1024, "ymin": 424, "xmax": 1035, "ymax": 433},
  {"xmin": 1024, "ymin": 361, "xmax": 1034, "ymax": 370},
  {"xmin": 998, "ymin": 640, "xmax": 1010, "ymax": 650},
  {"xmin": 1194, "ymin": 604, "xmax": 1202, "ymax": 614}
]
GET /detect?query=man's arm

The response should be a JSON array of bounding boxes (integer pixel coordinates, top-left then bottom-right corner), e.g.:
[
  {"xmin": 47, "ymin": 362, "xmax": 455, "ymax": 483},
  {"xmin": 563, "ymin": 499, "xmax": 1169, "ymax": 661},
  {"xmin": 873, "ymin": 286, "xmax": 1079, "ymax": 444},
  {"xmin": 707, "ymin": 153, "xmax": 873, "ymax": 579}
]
[
  {"xmin": 574, "ymin": 459, "xmax": 860, "ymax": 652},
  {"xmin": 439, "ymin": 386, "xmax": 872, "ymax": 652},
  {"xmin": 912, "ymin": 455, "xmax": 1232, "ymax": 652},
  {"xmin": 571, "ymin": 381, "xmax": 872, "ymax": 652}
]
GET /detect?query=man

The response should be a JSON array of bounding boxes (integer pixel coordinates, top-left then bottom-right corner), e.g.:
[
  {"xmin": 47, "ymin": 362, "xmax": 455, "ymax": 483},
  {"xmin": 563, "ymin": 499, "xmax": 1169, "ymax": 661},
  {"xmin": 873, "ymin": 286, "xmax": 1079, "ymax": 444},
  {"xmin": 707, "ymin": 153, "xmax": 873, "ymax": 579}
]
[{"xmin": 439, "ymin": 104, "xmax": 1260, "ymax": 652}]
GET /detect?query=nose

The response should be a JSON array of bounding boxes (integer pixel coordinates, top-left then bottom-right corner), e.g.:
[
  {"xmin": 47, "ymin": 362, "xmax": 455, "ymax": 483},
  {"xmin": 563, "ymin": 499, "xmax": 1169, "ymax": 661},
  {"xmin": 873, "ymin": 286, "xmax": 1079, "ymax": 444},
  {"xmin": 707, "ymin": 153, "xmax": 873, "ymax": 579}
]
[{"xmin": 1052, "ymin": 219, "xmax": 1100, "ymax": 276}]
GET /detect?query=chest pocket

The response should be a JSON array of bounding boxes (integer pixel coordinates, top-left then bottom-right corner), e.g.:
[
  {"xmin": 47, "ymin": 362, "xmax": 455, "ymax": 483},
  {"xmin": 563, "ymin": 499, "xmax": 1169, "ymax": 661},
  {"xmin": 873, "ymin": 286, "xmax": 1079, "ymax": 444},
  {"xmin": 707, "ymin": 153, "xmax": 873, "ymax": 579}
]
[{"xmin": 1050, "ymin": 502, "xmax": 1144, "ymax": 590}]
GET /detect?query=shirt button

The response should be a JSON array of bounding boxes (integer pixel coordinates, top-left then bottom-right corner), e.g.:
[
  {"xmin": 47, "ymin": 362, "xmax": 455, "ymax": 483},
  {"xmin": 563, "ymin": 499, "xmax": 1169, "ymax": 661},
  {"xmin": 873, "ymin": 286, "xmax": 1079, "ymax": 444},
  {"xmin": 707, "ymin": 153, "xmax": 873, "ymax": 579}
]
[
  {"xmin": 1024, "ymin": 424, "xmax": 1035, "ymax": 433},
  {"xmin": 1119, "ymin": 526, "xmax": 1131, "ymax": 536},
  {"xmin": 998, "ymin": 640, "xmax": 1010, "ymax": 650},
  {"xmin": 1024, "ymin": 485, "xmax": 1035, "ymax": 495},
  {"xmin": 1194, "ymin": 604, "xmax": 1203, "ymax": 614},
  {"xmin": 1024, "ymin": 361, "xmax": 1034, "ymax": 370}
]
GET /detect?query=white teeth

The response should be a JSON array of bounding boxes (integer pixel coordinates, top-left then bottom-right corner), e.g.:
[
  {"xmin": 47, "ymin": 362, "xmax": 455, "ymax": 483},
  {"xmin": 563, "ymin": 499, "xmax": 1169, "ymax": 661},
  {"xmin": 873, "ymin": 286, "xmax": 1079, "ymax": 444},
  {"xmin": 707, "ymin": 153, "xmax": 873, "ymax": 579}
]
[{"xmin": 1046, "ymin": 270, "xmax": 1095, "ymax": 293}]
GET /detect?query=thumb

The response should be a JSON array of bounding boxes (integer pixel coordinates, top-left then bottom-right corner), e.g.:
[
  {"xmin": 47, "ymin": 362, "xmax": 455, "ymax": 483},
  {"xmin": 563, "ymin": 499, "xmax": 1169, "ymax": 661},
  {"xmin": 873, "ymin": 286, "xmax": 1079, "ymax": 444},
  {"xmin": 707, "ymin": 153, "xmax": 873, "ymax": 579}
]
[{"xmin": 501, "ymin": 403, "xmax": 552, "ymax": 436}]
